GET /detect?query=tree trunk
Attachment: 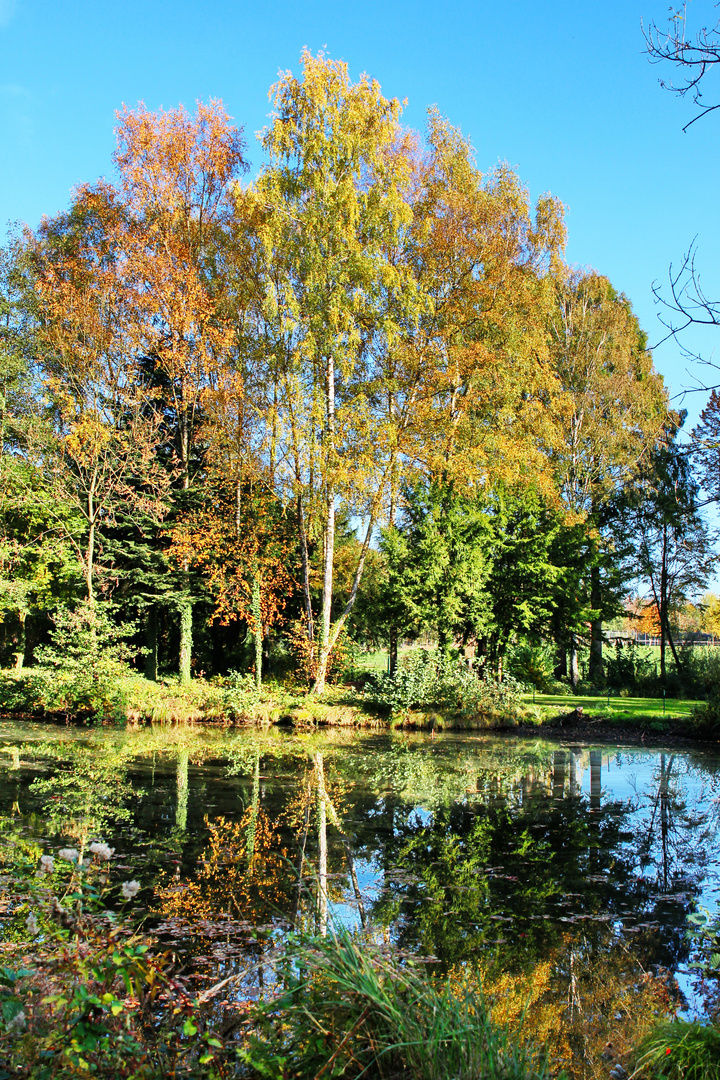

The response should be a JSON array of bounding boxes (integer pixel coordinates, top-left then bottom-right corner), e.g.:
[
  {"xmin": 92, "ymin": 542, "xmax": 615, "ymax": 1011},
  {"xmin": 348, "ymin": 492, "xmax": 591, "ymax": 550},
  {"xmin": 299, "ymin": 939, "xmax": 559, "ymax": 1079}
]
[
  {"xmin": 145, "ymin": 605, "xmax": 158, "ymax": 681},
  {"xmin": 14, "ymin": 610, "xmax": 26, "ymax": 670},
  {"xmin": 297, "ymin": 493, "xmax": 314, "ymax": 647},
  {"xmin": 569, "ymin": 634, "xmax": 579, "ymax": 690},
  {"xmin": 389, "ymin": 627, "xmax": 398, "ymax": 675},
  {"xmin": 176, "ymin": 750, "xmax": 189, "ymax": 831},
  {"xmin": 660, "ymin": 524, "xmax": 668, "ymax": 681},
  {"xmin": 86, "ymin": 518, "xmax": 96, "ymax": 606},
  {"xmin": 315, "ymin": 752, "xmax": 328, "ymax": 937},
  {"xmin": 315, "ymin": 355, "xmax": 336, "ymax": 695},
  {"xmin": 311, "ymin": 512, "xmax": 375, "ymax": 695},
  {"xmin": 589, "ymin": 563, "xmax": 603, "ymax": 683},
  {"xmin": 555, "ymin": 647, "xmax": 568, "ymax": 680},
  {"xmin": 252, "ymin": 574, "xmax": 262, "ymax": 689},
  {"xmin": 246, "ymin": 751, "xmax": 260, "ymax": 863},
  {"xmin": 178, "ymin": 597, "xmax": 192, "ymax": 684}
]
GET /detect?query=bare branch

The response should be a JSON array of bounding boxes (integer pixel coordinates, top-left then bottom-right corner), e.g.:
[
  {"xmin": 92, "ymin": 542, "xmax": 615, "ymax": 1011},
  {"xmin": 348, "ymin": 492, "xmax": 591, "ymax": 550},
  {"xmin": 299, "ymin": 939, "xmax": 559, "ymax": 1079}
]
[{"xmin": 644, "ymin": 4, "xmax": 720, "ymax": 130}]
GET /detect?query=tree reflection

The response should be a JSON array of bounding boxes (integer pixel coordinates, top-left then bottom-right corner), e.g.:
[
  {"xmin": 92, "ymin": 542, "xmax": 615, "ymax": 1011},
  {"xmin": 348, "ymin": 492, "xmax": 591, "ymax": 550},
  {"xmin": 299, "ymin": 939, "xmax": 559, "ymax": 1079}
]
[{"xmin": 1, "ymin": 726, "xmax": 718, "ymax": 1036}]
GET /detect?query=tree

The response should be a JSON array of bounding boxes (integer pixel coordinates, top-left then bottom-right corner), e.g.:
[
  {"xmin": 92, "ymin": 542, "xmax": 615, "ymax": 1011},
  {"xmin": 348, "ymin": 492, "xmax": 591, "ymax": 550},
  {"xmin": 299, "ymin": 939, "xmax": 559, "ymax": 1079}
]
[
  {"xmin": 693, "ymin": 387, "xmax": 720, "ymax": 498},
  {"xmin": 547, "ymin": 269, "xmax": 668, "ymax": 681},
  {"xmin": 629, "ymin": 421, "xmax": 715, "ymax": 679},
  {"xmin": 112, "ymin": 101, "xmax": 247, "ymax": 682},
  {"xmin": 255, "ymin": 51, "xmax": 422, "ymax": 693},
  {"xmin": 30, "ymin": 194, "xmax": 171, "ymax": 607},
  {"xmin": 644, "ymin": 7, "xmax": 720, "ymax": 354},
  {"xmin": 254, "ymin": 55, "xmax": 567, "ymax": 693},
  {"xmin": 0, "ymin": 235, "xmax": 79, "ymax": 664},
  {"xmin": 168, "ymin": 481, "xmax": 293, "ymax": 688},
  {"xmin": 28, "ymin": 101, "xmax": 248, "ymax": 681}
]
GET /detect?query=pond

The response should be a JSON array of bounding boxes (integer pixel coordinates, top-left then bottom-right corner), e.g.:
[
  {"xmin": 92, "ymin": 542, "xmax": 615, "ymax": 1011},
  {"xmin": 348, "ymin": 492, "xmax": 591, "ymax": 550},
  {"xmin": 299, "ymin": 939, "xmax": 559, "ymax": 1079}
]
[{"xmin": 1, "ymin": 721, "xmax": 719, "ymax": 1032}]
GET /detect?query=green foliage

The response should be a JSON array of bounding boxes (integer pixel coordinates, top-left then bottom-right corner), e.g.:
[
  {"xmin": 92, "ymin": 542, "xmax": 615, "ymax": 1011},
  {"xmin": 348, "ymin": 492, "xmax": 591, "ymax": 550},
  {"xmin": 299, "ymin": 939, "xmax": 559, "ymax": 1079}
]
[
  {"xmin": 208, "ymin": 669, "xmax": 267, "ymax": 720},
  {"xmin": 0, "ymin": 602, "xmax": 138, "ymax": 720},
  {"xmin": 0, "ymin": 831, "xmax": 227, "ymax": 1078},
  {"xmin": 686, "ymin": 908, "xmax": 720, "ymax": 975},
  {"xmin": 364, "ymin": 648, "xmax": 526, "ymax": 719},
  {"xmin": 505, "ymin": 642, "xmax": 570, "ymax": 694},
  {"xmin": 689, "ymin": 692, "xmax": 720, "ymax": 737},
  {"xmin": 633, "ymin": 1020, "xmax": 720, "ymax": 1080},
  {"xmin": 604, "ymin": 642, "xmax": 658, "ymax": 691},
  {"xmin": 241, "ymin": 926, "xmax": 550, "ymax": 1080}
]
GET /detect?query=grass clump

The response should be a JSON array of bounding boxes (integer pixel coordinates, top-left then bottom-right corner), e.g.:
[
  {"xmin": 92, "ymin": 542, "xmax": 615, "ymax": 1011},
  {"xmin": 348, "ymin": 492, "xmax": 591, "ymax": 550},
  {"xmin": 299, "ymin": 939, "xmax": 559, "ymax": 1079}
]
[
  {"xmin": 241, "ymin": 926, "xmax": 549, "ymax": 1080},
  {"xmin": 632, "ymin": 1020, "xmax": 720, "ymax": 1080}
]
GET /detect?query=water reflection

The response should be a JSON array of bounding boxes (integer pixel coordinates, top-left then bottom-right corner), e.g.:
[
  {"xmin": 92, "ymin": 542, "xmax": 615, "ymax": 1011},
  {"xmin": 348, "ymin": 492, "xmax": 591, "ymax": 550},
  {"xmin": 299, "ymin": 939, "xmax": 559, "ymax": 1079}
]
[{"xmin": 1, "ymin": 724, "xmax": 719, "ymax": 1019}]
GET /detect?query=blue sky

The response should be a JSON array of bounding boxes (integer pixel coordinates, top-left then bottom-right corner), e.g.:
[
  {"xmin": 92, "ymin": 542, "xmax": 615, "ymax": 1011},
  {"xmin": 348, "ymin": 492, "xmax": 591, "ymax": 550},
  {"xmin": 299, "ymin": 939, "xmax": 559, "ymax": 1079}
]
[{"xmin": 2, "ymin": 0, "xmax": 720, "ymax": 427}]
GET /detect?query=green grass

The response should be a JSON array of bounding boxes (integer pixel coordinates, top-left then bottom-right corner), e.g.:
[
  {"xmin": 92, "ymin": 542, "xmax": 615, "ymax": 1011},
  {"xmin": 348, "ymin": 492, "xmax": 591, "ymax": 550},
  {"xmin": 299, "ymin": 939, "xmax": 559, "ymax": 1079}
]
[
  {"xmin": 634, "ymin": 1020, "xmax": 720, "ymax": 1080},
  {"xmin": 522, "ymin": 692, "xmax": 700, "ymax": 723},
  {"xmin": 242, "ymin": 926, "xmax": 549, "ymax": 1080}
]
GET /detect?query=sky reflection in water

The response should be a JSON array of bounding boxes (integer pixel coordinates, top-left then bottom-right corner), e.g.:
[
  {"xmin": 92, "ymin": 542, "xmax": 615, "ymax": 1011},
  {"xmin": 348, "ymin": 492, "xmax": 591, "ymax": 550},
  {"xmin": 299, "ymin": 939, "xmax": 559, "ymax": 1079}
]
[{"xmin": 1, "ymin": 724, "xmax": 719, "ymax": 1016}]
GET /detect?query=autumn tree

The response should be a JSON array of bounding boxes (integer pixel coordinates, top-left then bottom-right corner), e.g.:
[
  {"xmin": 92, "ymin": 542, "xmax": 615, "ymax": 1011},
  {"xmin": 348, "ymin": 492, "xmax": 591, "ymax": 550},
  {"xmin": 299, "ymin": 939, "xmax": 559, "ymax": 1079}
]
[
  {"xmin": 252, "ymin": 55, "xmax": 568, "ymax": 692},
  {"xmin": 547, "ymin": 269, "xmax": 669, "ymax": 682},
  {"xmin": 28, "ymin": 102, "xmax": 248, "ymax": 680},
  {"xmin": 30, "ymin": 192, "xmax": 171, "ymax": 608},
  {"xmin": 112, "ymin": 101, "xmax": 248, "ymax": 682},
  {"xmin": 0, "ymin": 236, "xmax": 79, "ymax": 663},
  {"xmin": 254, "ymin": 51, "xmax": 423, "ymax": 692},
  {"xmin": 168, "ymin": 481, "xmax": 293, "ymax": 687}
]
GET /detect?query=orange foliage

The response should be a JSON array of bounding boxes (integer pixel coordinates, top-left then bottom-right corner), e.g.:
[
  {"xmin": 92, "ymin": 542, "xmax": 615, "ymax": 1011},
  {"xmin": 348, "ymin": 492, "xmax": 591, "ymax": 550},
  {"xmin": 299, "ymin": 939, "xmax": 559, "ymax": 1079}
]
[
  {"xmin": 155, "ymin": 809, "xmax": 290, "ymax": 926},
  {"xmin": 168, "ymin": 484, "xmax": 293, "ymax": 633}
]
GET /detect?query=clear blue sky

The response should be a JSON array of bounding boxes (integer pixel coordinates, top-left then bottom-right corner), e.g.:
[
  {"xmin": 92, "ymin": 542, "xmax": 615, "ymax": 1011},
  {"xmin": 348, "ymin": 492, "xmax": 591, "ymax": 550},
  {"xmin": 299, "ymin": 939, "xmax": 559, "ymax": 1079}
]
[{"xmin": 2, "ymin": 0, "xmax": 720, "ymax": 427}]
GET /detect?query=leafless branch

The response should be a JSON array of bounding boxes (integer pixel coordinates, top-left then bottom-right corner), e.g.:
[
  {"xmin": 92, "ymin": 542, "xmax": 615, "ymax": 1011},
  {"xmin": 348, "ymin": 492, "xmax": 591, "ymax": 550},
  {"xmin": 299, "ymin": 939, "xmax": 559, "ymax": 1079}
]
[{"xmin": 644, "ymin": 4, "xmax": 720, "ymax": 131}]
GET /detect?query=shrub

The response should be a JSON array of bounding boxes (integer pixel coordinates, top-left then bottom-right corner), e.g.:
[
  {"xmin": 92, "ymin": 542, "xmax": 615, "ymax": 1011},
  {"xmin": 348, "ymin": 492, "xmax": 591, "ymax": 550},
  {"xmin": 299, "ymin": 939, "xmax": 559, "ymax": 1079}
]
[
  {"xmin": 505, "ymin": 642, "xmax": 570, "ymax": 694},
  {"xmin": 604, "ymin": 642, "xmax": 657, "ymax": 692},
  {"xmin": 208, "ymin": 669, "xmax": 266, "ymax": 720},
  {"xmin": 0, "ymin": 829, "xmax": 226, "ymax": 1078},
  {"xmin": 363, "ymin": 648, "xmax": 526, "ymax": 720},
  {"xmin": 0, "ymin": 602, "xmax": 140, "ymax": 722}
]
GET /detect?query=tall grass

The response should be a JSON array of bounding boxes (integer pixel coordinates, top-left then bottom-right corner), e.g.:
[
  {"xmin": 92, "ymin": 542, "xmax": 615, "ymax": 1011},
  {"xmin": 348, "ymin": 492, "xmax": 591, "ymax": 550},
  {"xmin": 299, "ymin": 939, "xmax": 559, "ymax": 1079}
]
[
  {"xmin": 241, "ymin": 927, "xmax": 549, "ymax": 1079},
  {"xmin": 632, "ymin": 1021, "xmax": 720, "ymax": 1080}
]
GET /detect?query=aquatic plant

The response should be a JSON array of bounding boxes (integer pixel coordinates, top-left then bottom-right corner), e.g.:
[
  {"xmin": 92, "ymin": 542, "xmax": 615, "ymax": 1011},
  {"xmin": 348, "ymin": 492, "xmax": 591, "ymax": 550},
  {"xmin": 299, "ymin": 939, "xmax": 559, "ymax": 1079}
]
[{"xmin": 240, "ymin": 925, "xmax": 550, "ymax": 1080}]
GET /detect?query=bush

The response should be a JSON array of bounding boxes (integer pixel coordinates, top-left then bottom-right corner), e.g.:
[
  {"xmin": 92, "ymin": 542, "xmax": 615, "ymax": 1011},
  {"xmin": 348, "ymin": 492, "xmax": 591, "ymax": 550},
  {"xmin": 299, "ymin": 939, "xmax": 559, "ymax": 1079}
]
[
  {"xmin": 0, "ymin": 603, "xmax": 138, "ymax": 721},
  {"xmin": 688, "ymin": 694, "xmax": 720, "ymax": 738},
  {"xmin": 207, "ymin": 669, "xmax": 266, "ymax": 720},
  {"xmin": 0, "ymin": 829, "xmax": 227, "ymax": 1078},
  {"xmin": 363, "ymin": 649, "xmax": 526, "ymax": 720},
  {"xmin": 604, "ymin": 642, "xmax": 657, "ymax": 692},
  {"xmin": 505, "ymin": 642, "xmax": 571, "ymax": 694}
]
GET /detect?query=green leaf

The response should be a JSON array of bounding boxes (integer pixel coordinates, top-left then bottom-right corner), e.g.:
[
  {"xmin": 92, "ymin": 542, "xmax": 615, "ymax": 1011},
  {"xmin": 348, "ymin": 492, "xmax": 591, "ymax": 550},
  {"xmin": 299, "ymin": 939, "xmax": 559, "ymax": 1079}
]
[{"xmin": 2, "ymin": 998, "xmax": 24, "ymax": 1023}]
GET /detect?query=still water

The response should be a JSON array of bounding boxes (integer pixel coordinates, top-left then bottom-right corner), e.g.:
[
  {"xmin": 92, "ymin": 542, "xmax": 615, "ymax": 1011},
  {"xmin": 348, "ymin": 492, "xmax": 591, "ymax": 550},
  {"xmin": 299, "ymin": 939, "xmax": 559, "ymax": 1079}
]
[{"xmin": 1, "ymin": 722, "xmax": 719, "ymax": 1017}]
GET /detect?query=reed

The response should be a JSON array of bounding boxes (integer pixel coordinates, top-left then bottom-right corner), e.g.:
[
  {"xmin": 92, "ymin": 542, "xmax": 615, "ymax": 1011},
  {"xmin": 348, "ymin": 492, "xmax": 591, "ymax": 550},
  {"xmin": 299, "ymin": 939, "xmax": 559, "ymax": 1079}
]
[
  {"xmin": 241, "ymin": 926, "xmax": 549, "ymax": 1079},
  {"xmin": 633, "ymin": 1021, "xmax": 720, "ymax": 1080}
]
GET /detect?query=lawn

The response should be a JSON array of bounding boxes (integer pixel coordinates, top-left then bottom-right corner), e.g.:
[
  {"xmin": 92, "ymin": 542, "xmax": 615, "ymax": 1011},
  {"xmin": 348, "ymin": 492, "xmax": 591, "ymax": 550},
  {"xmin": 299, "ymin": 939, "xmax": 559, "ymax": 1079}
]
[{"xmin": 523, "ymin": 692, "xmax": 701, "ymax": 723}]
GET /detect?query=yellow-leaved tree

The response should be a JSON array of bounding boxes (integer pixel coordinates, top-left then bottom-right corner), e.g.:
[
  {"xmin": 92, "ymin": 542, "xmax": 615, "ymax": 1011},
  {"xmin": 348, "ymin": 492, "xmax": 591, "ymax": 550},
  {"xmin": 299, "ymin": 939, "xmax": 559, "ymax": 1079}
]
[{"xmin": 251, "ymin": 53, "xmax": 568, "ymax": 693}]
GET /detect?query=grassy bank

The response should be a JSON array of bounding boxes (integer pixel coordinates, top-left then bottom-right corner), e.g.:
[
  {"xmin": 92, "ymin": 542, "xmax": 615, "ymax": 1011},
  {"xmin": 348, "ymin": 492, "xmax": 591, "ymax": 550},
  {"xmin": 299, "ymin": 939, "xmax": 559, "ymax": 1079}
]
[{"xmin": 1, "ymin": 666, "xmax": 718, "ymax": 739}]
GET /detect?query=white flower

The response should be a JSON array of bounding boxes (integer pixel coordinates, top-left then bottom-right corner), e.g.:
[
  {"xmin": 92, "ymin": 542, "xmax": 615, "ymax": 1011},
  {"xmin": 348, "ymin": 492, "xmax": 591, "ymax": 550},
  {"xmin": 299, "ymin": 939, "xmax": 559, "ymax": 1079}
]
[
  {"xmin": 39, "ymin": 854, "xmax": 54, "ymax": 873},
  {"xmin": 89, "ymin": 842, "xmax": 114, "ymax": 861},
  {"xmin": 121, "ymin": 880, "xmax": 140, "ymax": 900},
  {"xmin": 58, "ymin": 848, "xmax": 79, "ymax": 862},
  {"xmin": 25, "ymin": 912, "xmax": 39, "ymax": 935}
]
